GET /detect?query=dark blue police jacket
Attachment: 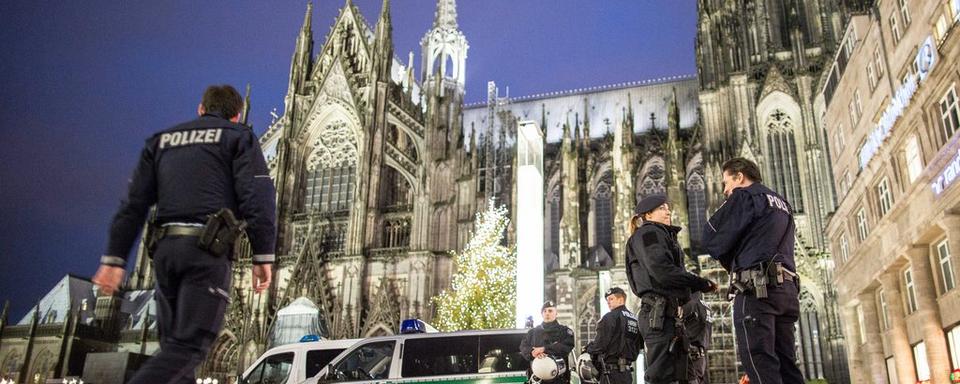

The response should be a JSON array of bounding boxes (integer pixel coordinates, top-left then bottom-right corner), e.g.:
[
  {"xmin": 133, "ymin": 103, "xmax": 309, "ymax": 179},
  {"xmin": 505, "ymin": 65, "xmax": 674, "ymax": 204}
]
[
  {"xmin": 104, "ymin": 114, "xmax": 277, "ymax": 265},
  {"xmin": 702, "ymin": 183, "xmax": 796, "ymax": 273},
  {"xmin": 626, "ymin": 221, "xmax": 711, "ymax": 302}
]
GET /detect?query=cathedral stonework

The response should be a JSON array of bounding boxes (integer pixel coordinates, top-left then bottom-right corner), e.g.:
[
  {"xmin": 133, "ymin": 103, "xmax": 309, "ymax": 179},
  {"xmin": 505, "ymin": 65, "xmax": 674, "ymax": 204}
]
[{"xmin": 0, "ymin": 2, "xmax": 861, "ymax": 383}]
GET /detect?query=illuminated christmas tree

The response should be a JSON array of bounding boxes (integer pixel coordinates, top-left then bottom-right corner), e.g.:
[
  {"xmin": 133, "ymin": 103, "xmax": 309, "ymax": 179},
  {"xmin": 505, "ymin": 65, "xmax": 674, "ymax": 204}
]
[{"xmin": 432, "ymin": 199, "xmax": 516, "ymax": 331}]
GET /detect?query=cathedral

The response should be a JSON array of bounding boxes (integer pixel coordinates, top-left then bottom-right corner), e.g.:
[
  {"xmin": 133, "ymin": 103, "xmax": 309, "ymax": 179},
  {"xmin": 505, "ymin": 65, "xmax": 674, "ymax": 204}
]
[{"xmin": 0, "ymin": 1, "xmax": 869, "ymax": 383}]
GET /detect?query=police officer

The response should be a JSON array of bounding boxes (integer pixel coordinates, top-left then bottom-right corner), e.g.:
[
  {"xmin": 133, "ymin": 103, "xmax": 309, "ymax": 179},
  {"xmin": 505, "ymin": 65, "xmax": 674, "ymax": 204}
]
[
  {"xmin": 520, "ymin": 301, "xmax": 575, "ymax": 383},
  {"xmin": 92, "ymin": 85, "xmax": 277, "ymax": 384},
  {"xmin": 584, "ymin": 287, "xmax": 640, "ymax": 384},
  {"xmin": 703, "ymin": 157, "xmax": 804, "ymax": 384},
  {"xmin": 681, "ymin": 291, "xmax": 711, "ymax": 384},
  {"xmin": 625, "ymin": 194, "xmax": 717, "ymax": 384}
]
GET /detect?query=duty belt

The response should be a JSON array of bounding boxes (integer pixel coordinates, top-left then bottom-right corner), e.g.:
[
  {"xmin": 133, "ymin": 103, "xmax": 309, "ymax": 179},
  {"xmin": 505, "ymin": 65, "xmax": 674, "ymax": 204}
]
[
  {"xmin": 156, "ymin": 224, "xmax": 205, "ymax": 238},
  {"xmin": 730, "ymin": 261, "xmax": 797, "ymax": 298}
]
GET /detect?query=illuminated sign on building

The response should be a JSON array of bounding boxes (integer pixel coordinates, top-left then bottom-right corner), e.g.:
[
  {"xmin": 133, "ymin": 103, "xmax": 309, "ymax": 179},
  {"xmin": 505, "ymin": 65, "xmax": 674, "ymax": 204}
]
[
  {"xmin": 859, "ymin": 36, "xmax": 937, "ymax": 169},
  {"xmin": 932, "ymin": 148, "xmax": 960, "ymax": 196}
]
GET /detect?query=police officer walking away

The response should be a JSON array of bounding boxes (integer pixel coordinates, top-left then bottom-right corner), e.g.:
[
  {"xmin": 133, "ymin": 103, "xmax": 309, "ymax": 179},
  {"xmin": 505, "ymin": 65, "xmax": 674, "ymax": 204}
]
[
  {"xmin": 626, "ymin": 194, "xmax": 717, "ymax": 384},
  {"xmin": 92, "ymin": 85, "xmax": 277, "ymax": 384},
  {"xmin": 584, "ymin": 287, "xmax": 640, "ymax": 384},
  {"xmin": 703, "ymin": 157, "xmax": 804, "ymax": 384},
  {"xmin": 520, "ymin": 301, "xmax": 575, "ymax": 383}
]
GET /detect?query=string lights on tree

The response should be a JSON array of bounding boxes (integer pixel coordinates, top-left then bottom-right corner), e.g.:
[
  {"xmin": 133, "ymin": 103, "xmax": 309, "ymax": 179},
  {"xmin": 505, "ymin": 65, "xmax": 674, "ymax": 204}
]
[{"xmin": 432, "ymin": 199, "xmax": 516, "ymax": 331}]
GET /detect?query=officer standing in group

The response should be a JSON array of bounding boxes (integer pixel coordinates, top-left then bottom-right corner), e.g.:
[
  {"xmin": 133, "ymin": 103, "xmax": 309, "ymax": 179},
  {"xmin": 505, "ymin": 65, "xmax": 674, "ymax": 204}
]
[
  {"xmin": 703, "ymin": 157, "xmax": 804, "ymax": 384},
  {"xmin": 625, "ymin": 194, "xmax": 717, "ymax": 384},
  {"xmin": 681, "ymin": 291, "xmax": 711, "ymax": 384},
  {"xmin": 583, "ymin": 287, "xmax": 641, "ymax": 384},
  {"xmin": 92, "ymin": 85, "xmax": 277, "ymax": 384},
  {"xmin": 520, "ymin": 301, "xmax": 575, "ymax": 383}
]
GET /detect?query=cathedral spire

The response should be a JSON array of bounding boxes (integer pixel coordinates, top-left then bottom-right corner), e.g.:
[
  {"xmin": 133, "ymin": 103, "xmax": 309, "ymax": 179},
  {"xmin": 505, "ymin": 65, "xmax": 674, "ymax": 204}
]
[
  {"xmin": 289, "ymin": 2, "xmax": 313, "ymax": 93},
  {"xmin": 241, "ymin": 84, "xmax": 251, "ymax": 126},
  {"xmin": 372, "ymin": 0, "xmax": 393, "ymax": 79},
  {"xmin": 434, "ymin": 0, "xmax": 458, "ymax": 30},
  {"xmin": 540, "ymin": 103, "xmax": 547, "ymax": 137}
]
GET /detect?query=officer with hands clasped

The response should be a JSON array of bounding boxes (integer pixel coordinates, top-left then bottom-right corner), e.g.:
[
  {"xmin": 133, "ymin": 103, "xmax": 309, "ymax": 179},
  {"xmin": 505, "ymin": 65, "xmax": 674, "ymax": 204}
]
[
  {"xmin": 625, "ymin": 194, "xmax": 717, "ymax": 384},
  {"xmin": 520, "ymin": 301, "xmax": 576, "ymax": 383},
  {"xmin": 703, "ymin": 157, "xmax": 804, "ymax": 384},
  {"xmin": 92, "ymin": 85, "xmax": 277, "ymax": 384},
  {"xmin": 582, "ymin": 287, "xmax": 641, "ymax": 384}
]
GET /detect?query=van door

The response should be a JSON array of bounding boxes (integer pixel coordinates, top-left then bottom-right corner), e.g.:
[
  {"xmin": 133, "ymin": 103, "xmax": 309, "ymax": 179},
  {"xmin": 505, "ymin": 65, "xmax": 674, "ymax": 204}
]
[
  {"xmin": 241, "ymin": 352, "xmax": 295, "ymax": 384},
  {"xmin": 321, "ymin": 340, "xmax": 397, "ymax": 383}
]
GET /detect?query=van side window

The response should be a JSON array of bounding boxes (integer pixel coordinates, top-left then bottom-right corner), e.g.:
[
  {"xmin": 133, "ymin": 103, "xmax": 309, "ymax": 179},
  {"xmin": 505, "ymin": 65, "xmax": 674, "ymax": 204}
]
[
  {"xmin": 330, "ymin": 341, "xmax": 395, "ymax": 381},
  {"xmin": 479, "ymin": 334, "xmax": 530, "ymax": 373},
  {"xmin": 243, "ymin": 352, "xmax": 294, "ymax": 384},
  {"xmin": 402, "ymin": 336, "xmax": 479, "ymax": 377},
  {"xmin": 306, "ymin": 349, "xmax": 345, "ymax": 378}
]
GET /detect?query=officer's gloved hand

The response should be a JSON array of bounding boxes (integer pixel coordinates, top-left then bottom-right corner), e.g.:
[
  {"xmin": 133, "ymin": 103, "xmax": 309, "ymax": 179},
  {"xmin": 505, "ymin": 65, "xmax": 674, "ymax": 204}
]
[{"xmin": 701, "ymin": 280, "xmax": 719, "ymax": 293}]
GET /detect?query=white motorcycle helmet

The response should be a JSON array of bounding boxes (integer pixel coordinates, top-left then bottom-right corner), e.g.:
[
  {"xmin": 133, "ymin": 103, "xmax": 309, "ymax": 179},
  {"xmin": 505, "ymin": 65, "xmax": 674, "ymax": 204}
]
[
  {"xmin": 530, "ymin": 356, "xmax": 567, "ymax": 382},
  {"xmin": 576, "ymin": 353, "xmax": 601, "ymax": 384}
]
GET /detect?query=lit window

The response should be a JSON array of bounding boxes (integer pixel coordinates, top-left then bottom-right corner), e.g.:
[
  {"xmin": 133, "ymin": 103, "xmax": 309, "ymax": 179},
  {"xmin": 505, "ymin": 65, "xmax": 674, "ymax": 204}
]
[
  {"xmin": 898, "ymin": 0, "xmax": 911, "ymax": 25},
  {"xmin": 948, "ymin": 326, "xmax": 960, "ymax": 369},
  {"xmin": 904, "ymin": 267, "xmax": 919, "ymax": 314},
  {"xmin": 904, "ymin": 135, "xmax": 923, "ymax": 183},
  {"xmin": 857, "ymin": 208, "xmax": 870, "ymax": 241},
  {"xmin": 849, "ymin": 101, "xmax": 859, "ymax": 126},
  {"xmin": 877, "ymin": 177, "xmax": 893, "ymax": 216},
  {"xmin": 856, "ymin": 304, "xmax": 867, "ymax": 344},
  {"xmin": 890, "ymin": 15, "xmax": 902, "ymax": 44},
  {"xmin": 938, "ymin": 239, "xmax": 955, "ymax": 293},
  {"xmin": 886, "ymin": 357, "xmax": 899, "ymax": 384},
  {"xmin": 914, "ymin": 342, "xmax": 930, "ymax": 381},
  {"xmin": 855, "ymin": 90, "xmax": 863, "ymax": 117},
  {"xmin": 878, "ymin": 288, "xmax": 889, "ymax": 330},
  {"xmin": 875, "ymin": 47, "xmax": 885, "ymax": 77},
  {"xmin": 841, "ymin": 233, "xmax": 850, "ymax": 262},
  {"xmin": 935, "ymin": 13, "xmax": 950, "ymax": 44},
  {"xmin": 940, "ymin": 86, "xmax": 959, "ymax": 143}
]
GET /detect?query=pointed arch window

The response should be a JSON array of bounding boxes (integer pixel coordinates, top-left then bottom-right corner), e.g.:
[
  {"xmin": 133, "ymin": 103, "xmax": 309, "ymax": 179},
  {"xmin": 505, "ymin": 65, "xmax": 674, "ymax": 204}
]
[
  {"xmin": 547, "ymin": 186, "xmax": 561, "ymax": 267},
  {"xmin": 305, "ymin": 120, "xmax": 358, "ymax": 214},
  {"xmin": 637, "ymin": 161, "xmax": 666, "ymax": 201},
  {"xmin": 578, "ymin": 310, "xmax": 598, "ymax": 346},
  {"xmin": 765, "ymin": 109, "xmax": 804, "ymax": 212},
  {"xmin": 687, "ymin": 171, "xmax": 707, "ymax": 250},
  {"xmin": 594, "ymin": 172, "xmax": 614, "ymax": 257}
]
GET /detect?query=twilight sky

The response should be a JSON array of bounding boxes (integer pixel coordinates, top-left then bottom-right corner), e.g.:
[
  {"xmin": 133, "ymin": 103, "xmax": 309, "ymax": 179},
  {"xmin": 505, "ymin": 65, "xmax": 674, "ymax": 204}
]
[{"xmin": 0, "ymin": 1, "xmax": 696, "ymax": 320}]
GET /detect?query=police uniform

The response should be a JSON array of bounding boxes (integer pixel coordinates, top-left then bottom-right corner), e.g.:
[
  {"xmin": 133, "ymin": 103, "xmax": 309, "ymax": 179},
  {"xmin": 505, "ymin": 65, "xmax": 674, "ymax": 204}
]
[
  {"xmin": 703, "ymin": 183, "xmax": 804, "ymax": 384},
  {"xmin": 102, "ymin": 112, "xmax": 276, "ymax": 384},
  {"xmin": 625, "ymin": 195, "xmax": 713, "ymax": 384},
  {"xmin": 520, "ymin": 301, "xmax": 575, "ymax": 384},
  {"xmin": 584, "ymin": 288, "xmax": 641, "ymax": 384},
  {"xmin": 681, "ymin": 292, "xmax": 711, "ymax": 384}
]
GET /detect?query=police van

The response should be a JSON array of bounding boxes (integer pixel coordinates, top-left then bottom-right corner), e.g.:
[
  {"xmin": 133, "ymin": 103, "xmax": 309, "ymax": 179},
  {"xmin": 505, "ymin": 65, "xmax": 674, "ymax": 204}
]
[
  {"xmin": 240, "ymin": 338, "xmax": 361, "ymax": 384},
  {"xmin": 305, "ymin": 328, "xmax": 530, "ymax": 383}
]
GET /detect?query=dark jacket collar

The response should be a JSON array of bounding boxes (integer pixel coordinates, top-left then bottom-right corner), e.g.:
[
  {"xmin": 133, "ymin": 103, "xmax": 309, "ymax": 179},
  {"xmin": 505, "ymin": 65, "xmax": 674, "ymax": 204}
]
[{"xmin": 641, "ymin": 220, "xmax": 683, "ymax": 235}]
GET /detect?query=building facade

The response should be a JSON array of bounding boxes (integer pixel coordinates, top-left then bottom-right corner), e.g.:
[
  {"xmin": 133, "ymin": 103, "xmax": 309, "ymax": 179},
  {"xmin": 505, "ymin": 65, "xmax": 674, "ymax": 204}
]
[
  {"xmin": 824, "ymin": 1, "xmax": 960, "ymax": 383},
  {"xmin": 696, "ymin": 0, "xmax": 868, "ymax": 382}
]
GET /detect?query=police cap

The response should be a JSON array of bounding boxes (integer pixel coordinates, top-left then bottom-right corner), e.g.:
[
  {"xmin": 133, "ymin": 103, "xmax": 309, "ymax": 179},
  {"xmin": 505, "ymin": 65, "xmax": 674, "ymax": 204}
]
[
  {"xmin": 635, "ymin": 194, "xmax": 667, "ymax": 215},
  {"xmin": 541, "ymin": 300, "xmax": 556, "ymax": 311},
  {"xmin": 604, "ymin": 287, "xmax": 626, "ymax": 298}
]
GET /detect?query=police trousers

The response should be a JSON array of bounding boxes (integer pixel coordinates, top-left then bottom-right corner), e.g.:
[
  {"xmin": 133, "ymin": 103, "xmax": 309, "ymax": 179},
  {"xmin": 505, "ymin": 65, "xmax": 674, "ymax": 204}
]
[
  {"xmin": 128, "ymin": 235, "xmax": 232, "ymax": 384},
  {"xmin": 637, "ymin": 304, "xmax": 684, "ymax": 384},
  {"xmin": 600, "ymin": 369, "xmax": 632, "ymax": 384},
  {"xmin": 733, "ymin": 279, "xmax": 804, "ymax": 384}
]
